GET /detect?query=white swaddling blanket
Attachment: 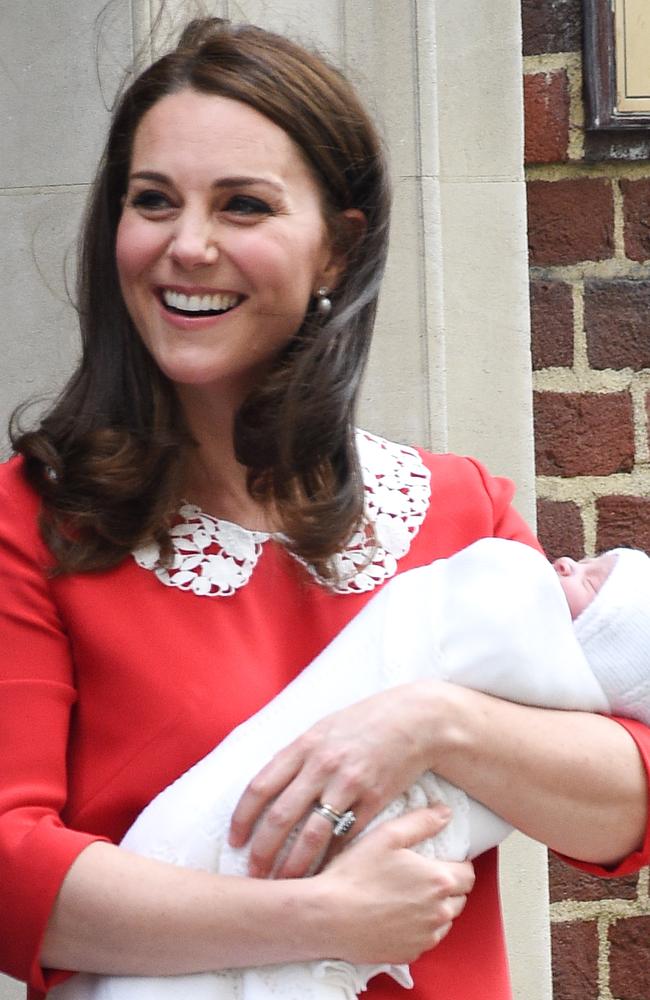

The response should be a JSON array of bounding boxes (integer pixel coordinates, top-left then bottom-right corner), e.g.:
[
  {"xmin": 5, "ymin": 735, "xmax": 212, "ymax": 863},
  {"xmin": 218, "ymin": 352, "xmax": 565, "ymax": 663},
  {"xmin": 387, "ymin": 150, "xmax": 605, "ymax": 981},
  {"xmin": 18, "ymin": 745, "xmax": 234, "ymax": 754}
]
[{"xmin": 51, "ymin": 539, "xmax": 617, "ymax": 1000}]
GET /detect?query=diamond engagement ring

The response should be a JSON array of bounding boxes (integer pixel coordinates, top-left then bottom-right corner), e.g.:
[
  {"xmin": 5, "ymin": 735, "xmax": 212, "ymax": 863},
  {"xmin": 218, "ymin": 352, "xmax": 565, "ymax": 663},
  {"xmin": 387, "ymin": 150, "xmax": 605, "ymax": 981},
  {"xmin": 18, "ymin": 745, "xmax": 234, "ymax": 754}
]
[{"xmin": 312, "ymin": 801, "xmax": 357, "ymax": 837}]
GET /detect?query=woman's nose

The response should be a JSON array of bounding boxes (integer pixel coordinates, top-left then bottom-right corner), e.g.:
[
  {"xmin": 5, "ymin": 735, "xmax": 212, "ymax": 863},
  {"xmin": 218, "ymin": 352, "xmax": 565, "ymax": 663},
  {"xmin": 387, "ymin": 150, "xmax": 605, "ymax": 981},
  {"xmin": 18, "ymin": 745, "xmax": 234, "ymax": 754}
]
[
  {"xmin": 169, "ymin": 214, "xmax": 219, "ymax": 269},
  {"xmin": 553, "ymin": 556, "xmax": 576, "ymax": 577}
]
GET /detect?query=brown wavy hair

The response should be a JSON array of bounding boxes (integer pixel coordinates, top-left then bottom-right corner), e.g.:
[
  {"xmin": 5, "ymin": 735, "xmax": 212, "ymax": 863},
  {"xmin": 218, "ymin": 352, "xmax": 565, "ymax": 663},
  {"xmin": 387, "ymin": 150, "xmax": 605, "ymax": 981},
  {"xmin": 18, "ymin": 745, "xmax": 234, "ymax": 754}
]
[{"xmin": 11, "ymin": 18, "xmax": 392, "ymax": 577}]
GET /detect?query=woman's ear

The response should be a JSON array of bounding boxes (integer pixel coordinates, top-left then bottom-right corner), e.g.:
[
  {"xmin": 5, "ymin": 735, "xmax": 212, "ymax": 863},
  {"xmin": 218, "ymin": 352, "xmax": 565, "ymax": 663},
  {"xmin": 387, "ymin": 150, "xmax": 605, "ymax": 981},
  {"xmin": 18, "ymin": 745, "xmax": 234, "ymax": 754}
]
[{"xmin": 321, "ymin": 209, "xmax": 367, "ymax": 290}]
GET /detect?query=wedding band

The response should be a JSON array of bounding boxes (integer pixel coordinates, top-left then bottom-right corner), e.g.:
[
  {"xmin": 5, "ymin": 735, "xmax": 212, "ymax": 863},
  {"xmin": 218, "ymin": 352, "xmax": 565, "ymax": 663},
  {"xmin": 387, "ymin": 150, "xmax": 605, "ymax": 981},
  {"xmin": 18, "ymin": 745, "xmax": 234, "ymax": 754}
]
[{"xmin": 312, "ymin": 801, "xmax": 357, "ymax": 837}]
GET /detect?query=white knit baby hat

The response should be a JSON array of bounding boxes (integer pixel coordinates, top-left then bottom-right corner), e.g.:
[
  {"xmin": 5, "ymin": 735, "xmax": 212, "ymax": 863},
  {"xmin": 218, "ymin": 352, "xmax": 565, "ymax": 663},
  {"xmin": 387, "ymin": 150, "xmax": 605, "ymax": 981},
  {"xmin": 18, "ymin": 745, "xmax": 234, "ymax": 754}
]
[{"xmin": 573, "ymin": 548, "xmax": 650, "ymax": 725}]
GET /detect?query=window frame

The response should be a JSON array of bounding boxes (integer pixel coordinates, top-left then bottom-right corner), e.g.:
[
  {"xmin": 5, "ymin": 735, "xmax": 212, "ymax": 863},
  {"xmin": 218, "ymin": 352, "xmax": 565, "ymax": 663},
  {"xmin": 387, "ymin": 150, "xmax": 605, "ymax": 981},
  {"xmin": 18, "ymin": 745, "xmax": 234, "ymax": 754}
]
[{"xmin": 584, "ymin": 0, "xmax": 650, "ymax": 129}]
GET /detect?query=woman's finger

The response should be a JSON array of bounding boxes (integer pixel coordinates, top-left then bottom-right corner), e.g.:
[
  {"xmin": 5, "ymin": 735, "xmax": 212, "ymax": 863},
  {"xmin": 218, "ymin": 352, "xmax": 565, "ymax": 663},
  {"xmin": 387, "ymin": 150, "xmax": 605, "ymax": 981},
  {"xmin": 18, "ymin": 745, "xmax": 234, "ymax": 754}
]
[
  {"xmin": 270, "ymin": 773, "xmax": 370, "ymax": 878},
  {"xmin": 233, "ymin": 743, "xmax": 373, "ymax": 875},
  {"xmin": 370, "ymin": 804, "xmax": 453, "ymax": 852},
  {"xmin": 252, "ymin": 765, "xmax": 382, "ymax": 878},
  {"xmin": 246, "ymin": 786, "xmax": 333, "ymax": 878},
  {"xmin": 276, "ymin": 803, "xmax": 359, "ymax": 878},
  {"xmin": 280, "ymin": 803, "xmax": 460, "ymax": 881},
  {"xmin": 228, "ymin": 746, "xmax": 304, "ymax": 848},
  {"xmin": 318, "ymin": 807, "xmax": 476, "ymax": 963},
  {"xmin": 434, "ymin": 921, "xmax": 453, "ymax": 946},
  {"xmin": 231, "ymin": 766, "xmax": 356, "ymax": 877}
]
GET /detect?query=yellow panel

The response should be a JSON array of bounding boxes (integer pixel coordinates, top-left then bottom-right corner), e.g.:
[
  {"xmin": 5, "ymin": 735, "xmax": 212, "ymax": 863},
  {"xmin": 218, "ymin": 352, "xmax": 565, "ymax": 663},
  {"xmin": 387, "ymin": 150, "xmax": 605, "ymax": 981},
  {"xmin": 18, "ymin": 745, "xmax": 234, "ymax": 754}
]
[{"xmin": 616, "ymin": 0, "xmax": 650, "ymax": 110}]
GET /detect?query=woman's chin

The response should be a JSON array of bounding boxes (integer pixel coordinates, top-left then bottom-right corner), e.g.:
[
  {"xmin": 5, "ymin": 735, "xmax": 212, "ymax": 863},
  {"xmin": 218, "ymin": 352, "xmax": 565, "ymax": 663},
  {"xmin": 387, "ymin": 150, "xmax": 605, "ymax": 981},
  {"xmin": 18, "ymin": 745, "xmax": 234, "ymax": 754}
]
[{"xmin": 166, "ymin": 363, "xmax": 267, "ymax": 406}]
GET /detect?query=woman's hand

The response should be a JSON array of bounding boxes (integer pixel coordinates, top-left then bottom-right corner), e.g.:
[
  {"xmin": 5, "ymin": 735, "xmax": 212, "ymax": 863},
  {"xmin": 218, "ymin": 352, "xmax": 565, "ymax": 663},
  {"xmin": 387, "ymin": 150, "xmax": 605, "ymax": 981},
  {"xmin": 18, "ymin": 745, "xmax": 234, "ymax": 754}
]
[
  {"xmin": 229, "ymin": 683, "xmax": 436, "ymax": 878},
  {"xmin": 316, "ymin": 807, "xmax": 475, "ymax": 964}
]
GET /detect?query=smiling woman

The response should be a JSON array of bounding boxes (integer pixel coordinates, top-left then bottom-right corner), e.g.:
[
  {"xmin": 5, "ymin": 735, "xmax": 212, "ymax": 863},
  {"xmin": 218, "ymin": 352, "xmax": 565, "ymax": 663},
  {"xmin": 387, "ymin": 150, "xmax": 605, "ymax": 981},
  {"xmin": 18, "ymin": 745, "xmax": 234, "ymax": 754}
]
[
  {"xmin": 1, "ymin": 15, "xmax": 649, "ymax": 1000},
  {"xmin": 115, "ymin": 91, "xmax": 346, "ymax": 403},
  {"xmin": 12, "ymin": 18, "xmax": 389, "ymax": 566}
]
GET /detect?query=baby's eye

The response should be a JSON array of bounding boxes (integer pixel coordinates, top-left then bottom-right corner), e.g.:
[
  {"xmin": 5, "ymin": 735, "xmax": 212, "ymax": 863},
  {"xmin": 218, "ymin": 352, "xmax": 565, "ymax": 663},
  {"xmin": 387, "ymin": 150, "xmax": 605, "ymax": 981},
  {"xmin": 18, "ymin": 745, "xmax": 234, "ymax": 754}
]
[
  {"xmin": 224, "ymin": 195, "xmax": 273, "ymax": 217},
  {"xmin": 129, "ymin": 190, "xmax": 173, "ymax": 211}
]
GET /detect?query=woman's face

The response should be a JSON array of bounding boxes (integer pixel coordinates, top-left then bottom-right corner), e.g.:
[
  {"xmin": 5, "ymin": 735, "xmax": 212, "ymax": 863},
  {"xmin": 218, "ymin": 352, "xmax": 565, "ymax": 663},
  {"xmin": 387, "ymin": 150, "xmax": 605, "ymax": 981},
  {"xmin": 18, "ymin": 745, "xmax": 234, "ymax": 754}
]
[{"xmin": 116, "ymin": 89, "xmax": 339, "ymax": 401}]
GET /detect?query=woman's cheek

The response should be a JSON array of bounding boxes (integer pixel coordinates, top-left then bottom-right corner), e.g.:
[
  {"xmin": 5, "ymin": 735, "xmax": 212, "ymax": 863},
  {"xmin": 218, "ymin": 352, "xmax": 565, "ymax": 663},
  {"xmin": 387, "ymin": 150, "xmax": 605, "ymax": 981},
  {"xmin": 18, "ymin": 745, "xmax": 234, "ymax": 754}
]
[
  {"xmin": 115, "ymin": 217, "xmax": 162, "ymax": 278},
  {"xmin": 233, "ymin": 230, "xmax": 285, "ymax": 287},
  {"xmin": 236, "ymin": 225, "xmax": 321, "ymax": 294}
]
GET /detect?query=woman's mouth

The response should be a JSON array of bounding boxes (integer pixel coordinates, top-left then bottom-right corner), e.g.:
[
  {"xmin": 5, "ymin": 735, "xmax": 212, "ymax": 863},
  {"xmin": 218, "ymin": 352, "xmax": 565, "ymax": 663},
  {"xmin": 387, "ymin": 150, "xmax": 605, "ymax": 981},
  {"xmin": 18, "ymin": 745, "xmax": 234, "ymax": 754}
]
[{"xmin": 160, "ymin": 288, "xmax": 243, "ymax": 318}]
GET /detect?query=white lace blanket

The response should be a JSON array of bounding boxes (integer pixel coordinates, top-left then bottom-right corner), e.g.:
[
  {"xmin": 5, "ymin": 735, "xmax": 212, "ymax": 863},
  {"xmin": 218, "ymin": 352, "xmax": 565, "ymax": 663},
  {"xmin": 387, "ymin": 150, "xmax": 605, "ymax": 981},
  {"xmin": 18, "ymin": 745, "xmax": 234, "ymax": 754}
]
[{"xmin": 51, "ymin": 539, "xmax": 613, "ymax": 1000}]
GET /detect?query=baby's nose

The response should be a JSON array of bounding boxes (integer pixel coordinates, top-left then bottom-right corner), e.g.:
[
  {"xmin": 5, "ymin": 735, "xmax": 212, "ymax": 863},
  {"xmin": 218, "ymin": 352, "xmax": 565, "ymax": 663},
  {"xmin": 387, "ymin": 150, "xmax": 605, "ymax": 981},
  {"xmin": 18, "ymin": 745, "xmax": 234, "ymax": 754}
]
[{"xmin": 553, "ymin": 556, "xmax": 576, "ymax": 576}]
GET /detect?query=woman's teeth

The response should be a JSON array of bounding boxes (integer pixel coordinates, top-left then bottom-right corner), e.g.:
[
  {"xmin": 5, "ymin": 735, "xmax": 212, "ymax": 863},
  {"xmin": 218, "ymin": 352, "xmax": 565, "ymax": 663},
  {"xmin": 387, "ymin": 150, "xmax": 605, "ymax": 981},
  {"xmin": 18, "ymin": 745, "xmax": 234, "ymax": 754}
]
[{"xmin": 162, "ymin": 289, "xmax": 240, "ymax": 315}]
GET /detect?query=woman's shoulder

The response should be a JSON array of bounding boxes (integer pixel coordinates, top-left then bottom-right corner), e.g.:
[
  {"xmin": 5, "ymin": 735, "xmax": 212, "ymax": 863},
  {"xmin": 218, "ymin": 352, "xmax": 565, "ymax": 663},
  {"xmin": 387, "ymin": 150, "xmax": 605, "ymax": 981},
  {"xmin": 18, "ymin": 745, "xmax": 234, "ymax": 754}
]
[
  {"xmin": 0, "ymin": 453, "xmax": 40, "ymax": 505},
  {"xmin": 356, "ymin": 429, "xmax": 514, "ymax": 505},
  {"xmin": 356, "ymin": 430, "xmax": 535, "ymax": 554},
  {"xmin": 422, "ymin": 449, "xmax": 516, "ymax": 507},
  {"xmin": 0, "ymin": 454, "xmax": 46, "ymax": 551}
]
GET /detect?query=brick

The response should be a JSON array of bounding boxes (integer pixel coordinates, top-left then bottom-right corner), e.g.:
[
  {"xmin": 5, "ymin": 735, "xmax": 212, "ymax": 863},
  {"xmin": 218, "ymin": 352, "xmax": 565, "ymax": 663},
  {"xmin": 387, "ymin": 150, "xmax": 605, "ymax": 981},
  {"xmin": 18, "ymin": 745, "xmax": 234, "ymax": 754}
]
[
  {"xmin": 549, "ymin": 853, "xmax": 638, "ymax": 903},
  {"xmin": 534, "ymin": 391, "xmax": 634, "ymax": 476},
  {"xmin": 527, "ymin": 179, "xmax": 614, "ymax": 266},
  {"xmin": 621, "ymin": 178, "xmax": 650, "ymax": 262},
  {"xmin": 551, "ymin": 920, "xmax": 599, "ymax": 1000},
  {"xmin": 584, "ymin": 279, "xmax": 650, "ymax": 370},
  {"xmin": 609, "ymin": 915, "xmax": 650, "ymax": 998},
  {"xmin": 536, "ymin": 499, "xmax": 584, "ymax": 561},
  {"xmin": 530, "ymin": 280, "xmax": 573, "ymax": 369},
  {"xmin": 522, "ymin": 0, "xmax": 583, "ymax": 56},
  {"xmin": 597, "ymin": 496, "xmax": 650, "ymax": 552},
  {"xmin": 524, "ymin": 71, "xmax": 570, "ymax": 164}
]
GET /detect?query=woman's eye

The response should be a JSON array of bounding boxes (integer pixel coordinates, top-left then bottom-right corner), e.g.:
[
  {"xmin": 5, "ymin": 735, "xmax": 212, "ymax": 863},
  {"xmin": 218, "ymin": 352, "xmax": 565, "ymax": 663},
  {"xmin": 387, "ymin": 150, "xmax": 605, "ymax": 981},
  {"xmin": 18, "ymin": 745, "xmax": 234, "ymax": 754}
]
[
  {"xmin": 129, "ymin": 190, "xmax": 172, "ymax": 211},
  {"xmin": 225, "ymin": 195, "xmax": 272, "ymax": 217}
]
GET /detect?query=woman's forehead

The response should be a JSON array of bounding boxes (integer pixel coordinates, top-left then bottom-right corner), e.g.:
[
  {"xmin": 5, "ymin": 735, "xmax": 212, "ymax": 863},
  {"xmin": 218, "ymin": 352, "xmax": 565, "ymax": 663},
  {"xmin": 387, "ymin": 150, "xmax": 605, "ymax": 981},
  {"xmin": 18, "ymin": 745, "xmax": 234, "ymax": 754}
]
[{"xmin": 130, "ymin": 90, "xmax": 317, "ymax": 188}]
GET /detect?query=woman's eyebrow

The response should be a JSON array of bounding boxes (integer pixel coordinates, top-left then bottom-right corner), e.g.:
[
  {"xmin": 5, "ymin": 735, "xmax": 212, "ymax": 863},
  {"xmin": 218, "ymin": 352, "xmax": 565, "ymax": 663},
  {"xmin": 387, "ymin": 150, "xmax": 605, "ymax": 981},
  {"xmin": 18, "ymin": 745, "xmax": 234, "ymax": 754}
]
[
  {"xmin": 213, "ymin": 176, "xmax": 285, "ymax": 192},
  {"xmin": 129, "ymin": 170, "xmax": 169, "ymax": 184},
  {"xmin": 128, "ymin": 170, "xmax": 285, "ymax": 193}
]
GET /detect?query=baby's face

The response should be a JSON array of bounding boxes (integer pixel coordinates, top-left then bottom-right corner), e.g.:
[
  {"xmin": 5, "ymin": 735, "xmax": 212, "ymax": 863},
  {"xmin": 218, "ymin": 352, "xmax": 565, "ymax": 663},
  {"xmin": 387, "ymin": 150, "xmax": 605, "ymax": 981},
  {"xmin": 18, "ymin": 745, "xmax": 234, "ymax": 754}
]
[{"xmin": 553, "ymin": 552, "xmax": 617, "ymax": 620}]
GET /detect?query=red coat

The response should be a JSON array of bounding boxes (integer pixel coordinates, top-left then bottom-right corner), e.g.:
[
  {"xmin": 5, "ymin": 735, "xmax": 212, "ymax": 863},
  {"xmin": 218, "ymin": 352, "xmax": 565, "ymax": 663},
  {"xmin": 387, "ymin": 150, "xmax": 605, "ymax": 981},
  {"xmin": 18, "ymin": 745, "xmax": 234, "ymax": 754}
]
[{"xmin": 1, "ymin": 447, "xmax": 648, "ymax": 999}]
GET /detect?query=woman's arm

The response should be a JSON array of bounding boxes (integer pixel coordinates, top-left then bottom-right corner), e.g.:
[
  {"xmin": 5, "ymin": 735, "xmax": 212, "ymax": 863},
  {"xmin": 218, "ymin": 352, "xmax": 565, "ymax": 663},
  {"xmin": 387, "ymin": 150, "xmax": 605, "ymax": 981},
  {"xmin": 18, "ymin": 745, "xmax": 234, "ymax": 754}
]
[
  {"xmin": 420, "ymin": 681, "xmax": 647, "ymax": 865},
  {"xmin": 40, "ymin": 808, "xmax": 473, "ymax": 974},
  {"xmin": 230, "ymin": 680, "xmax": 648, "ymax": 877}
]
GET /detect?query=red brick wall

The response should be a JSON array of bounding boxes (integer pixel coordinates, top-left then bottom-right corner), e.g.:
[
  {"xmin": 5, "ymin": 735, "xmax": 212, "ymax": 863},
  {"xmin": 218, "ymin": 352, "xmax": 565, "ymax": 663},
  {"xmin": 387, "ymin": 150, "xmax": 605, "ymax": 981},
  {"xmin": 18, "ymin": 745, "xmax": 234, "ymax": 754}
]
[{"xmin": 522, "ymin": 1, "xmax": 650, "ymax": 996}]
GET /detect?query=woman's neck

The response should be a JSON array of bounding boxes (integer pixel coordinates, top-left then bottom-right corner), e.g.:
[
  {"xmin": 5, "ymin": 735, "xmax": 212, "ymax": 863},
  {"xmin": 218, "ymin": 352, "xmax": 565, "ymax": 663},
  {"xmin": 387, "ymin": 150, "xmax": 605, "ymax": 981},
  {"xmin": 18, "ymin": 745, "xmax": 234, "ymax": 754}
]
[{"xmin": 175, "ymin": 385, "xmax": 277, "ymax": 532}]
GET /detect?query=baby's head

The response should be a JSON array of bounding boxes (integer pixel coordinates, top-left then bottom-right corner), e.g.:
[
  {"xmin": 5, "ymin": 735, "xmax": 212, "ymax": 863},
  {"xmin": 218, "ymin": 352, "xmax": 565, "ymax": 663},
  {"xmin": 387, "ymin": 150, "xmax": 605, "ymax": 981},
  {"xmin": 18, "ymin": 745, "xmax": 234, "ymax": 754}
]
[
  {"xmin": 554, "ymin": 547, "xmax": 650, "ymax": 720},
  {"xmin": 553, "ymin": 552, "xmax": 619, "ymax": 620}
]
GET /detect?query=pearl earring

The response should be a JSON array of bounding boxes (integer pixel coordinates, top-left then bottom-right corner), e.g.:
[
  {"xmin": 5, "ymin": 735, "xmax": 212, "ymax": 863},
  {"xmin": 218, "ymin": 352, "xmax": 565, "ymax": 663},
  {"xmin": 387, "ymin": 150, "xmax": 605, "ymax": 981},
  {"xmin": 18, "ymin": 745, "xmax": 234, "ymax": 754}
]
[{"xmin": 316, "ymin": 286, "xmax": 332, "ymax": 317}]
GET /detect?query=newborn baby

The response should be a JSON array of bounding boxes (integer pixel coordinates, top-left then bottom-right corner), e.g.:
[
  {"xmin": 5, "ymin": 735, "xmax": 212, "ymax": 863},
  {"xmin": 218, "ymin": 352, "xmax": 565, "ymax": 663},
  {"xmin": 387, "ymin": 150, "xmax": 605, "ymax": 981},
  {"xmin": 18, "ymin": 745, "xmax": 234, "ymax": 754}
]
[{"xmin": 52, "ymin": 539, "xmax": 650, "ymax": 1000}]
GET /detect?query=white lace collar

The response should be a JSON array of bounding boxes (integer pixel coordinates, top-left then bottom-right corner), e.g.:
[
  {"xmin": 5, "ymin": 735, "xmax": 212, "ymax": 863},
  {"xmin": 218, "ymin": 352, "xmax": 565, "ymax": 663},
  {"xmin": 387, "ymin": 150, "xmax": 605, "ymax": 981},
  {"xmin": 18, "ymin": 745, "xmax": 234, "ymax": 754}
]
[{"xmin": 132, "ymin": 431, "xmax": 431, "ymax": 597}]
